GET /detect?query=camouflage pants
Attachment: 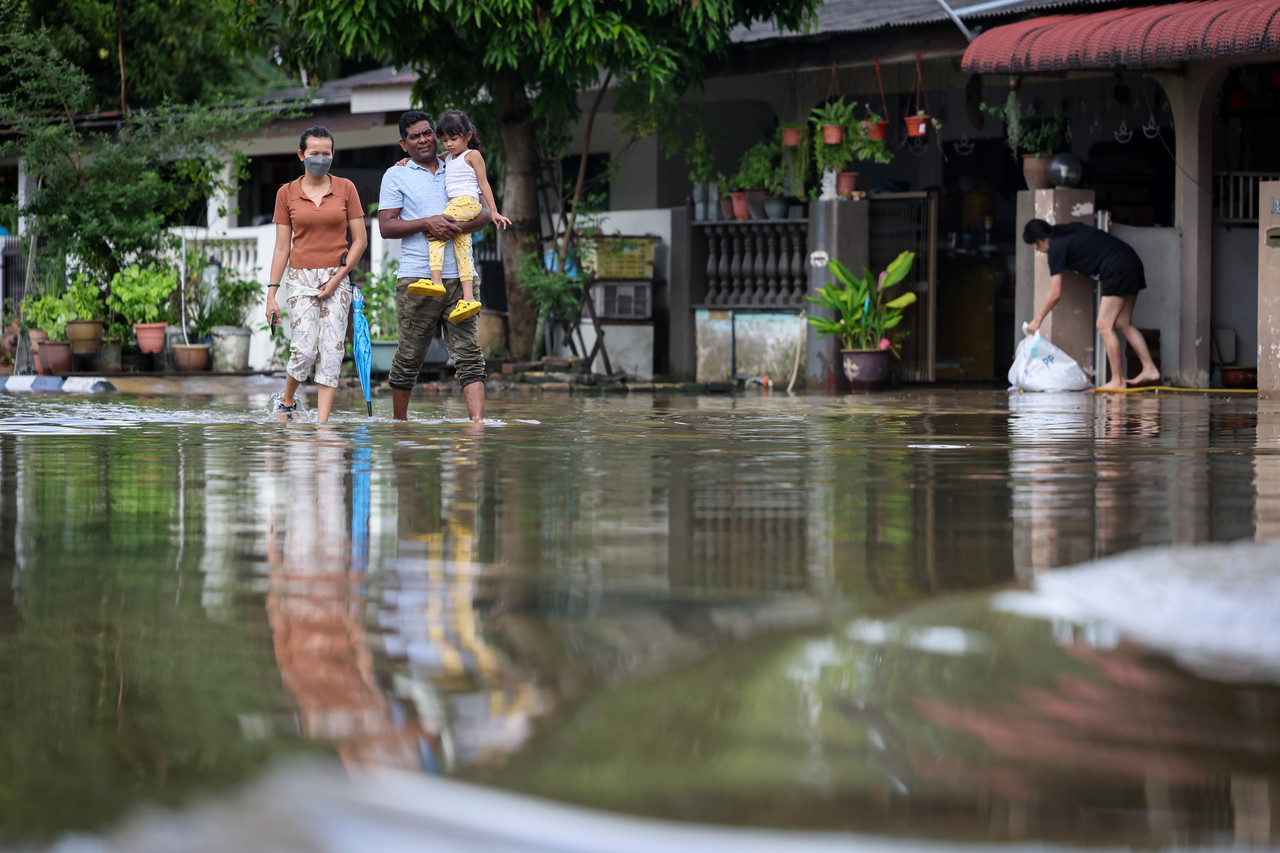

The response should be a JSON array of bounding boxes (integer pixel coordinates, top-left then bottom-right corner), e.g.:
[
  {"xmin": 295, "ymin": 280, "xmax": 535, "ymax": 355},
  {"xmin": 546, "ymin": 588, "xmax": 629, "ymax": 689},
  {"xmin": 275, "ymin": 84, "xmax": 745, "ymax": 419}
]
[{"xmin": 387, "ymin": 276, "xmax": 486, "ymax": 391}]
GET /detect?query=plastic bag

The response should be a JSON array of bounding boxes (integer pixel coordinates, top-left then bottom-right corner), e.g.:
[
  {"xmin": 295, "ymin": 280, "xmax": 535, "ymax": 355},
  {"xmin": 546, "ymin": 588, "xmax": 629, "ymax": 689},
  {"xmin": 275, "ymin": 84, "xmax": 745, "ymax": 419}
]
[{"xmin": 1008, "ymin": 328, "xmax": 1092, "ymax": 392}]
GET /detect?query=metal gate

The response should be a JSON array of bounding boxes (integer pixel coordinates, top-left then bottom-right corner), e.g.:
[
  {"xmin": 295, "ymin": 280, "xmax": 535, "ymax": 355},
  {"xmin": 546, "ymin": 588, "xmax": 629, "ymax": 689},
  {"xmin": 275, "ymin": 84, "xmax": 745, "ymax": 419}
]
[
  {"xmin": 1, "ymin": 236, "xmax": 29, "ymax": 321},
  {"xmin": 869, "ymin": 193, "xmax": 937, "ymax": 382}
]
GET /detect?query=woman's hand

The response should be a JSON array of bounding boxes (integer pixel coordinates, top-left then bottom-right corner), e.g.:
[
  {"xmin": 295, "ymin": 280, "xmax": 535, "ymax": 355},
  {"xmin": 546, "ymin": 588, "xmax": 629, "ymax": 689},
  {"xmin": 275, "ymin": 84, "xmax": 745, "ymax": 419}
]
[
  {"xmin": 265, "ymin": 293, "xmax": 281, "ymax": 326},
  {"xmin": 318, "ymin": 272, "xmax": 345, "ymax": 300},
  {"xmin": 1026, "ymin": 317, "xmax": 1041, "ymax": 335}
]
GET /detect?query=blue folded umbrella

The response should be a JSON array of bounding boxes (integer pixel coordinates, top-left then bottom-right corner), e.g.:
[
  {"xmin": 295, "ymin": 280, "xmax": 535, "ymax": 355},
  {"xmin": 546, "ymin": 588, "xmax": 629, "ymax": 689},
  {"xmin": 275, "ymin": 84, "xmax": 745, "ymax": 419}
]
[{"xmin": 352, "ymin": 285, "xmax": 373, "ymax": 416}]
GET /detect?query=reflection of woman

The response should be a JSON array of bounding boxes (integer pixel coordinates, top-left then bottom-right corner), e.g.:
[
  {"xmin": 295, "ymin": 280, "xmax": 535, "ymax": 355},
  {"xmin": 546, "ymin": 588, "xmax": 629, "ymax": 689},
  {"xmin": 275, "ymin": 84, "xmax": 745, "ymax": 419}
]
[
  {"xmin": 1023, "ymin": 219, "xmax": 1160, "ymax": 392},
  {"xmin": 266, "ymin": 126, "xmax": 367, "ymax": 422}
]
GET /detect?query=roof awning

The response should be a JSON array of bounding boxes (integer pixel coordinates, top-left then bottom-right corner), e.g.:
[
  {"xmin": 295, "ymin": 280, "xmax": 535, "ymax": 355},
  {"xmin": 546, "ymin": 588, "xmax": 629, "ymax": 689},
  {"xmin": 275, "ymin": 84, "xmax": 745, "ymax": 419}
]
[{"xmin": 961, "ymin": 0, "xmax": 1280, "ymax": 74}]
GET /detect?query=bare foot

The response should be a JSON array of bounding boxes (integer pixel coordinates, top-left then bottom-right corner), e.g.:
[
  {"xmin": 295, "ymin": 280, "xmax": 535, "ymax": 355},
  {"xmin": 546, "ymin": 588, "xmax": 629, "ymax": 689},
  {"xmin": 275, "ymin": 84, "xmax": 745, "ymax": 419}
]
[
  {"xmin": 1096, "ymin": 379, "xmax": 1127, "ymax": 392},
  {"xmin": 1126, "ymin": 370, "xmax": 1161, "ymax": 387}
]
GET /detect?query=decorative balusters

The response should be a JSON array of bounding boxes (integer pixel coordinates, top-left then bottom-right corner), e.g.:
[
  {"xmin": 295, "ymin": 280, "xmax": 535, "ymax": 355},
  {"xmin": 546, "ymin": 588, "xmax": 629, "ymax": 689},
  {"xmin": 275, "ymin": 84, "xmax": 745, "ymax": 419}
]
[{"xmin": 694, "ymin": 219, "xmax": 809, "ymax": 309}]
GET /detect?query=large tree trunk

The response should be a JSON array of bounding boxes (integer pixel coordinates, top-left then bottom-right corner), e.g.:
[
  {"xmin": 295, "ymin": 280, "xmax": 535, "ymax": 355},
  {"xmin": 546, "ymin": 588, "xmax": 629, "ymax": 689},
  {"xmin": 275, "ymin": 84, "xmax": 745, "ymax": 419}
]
[{"xmin": 492, "ymin": 71, "xmax": 540, "ymax": 359}]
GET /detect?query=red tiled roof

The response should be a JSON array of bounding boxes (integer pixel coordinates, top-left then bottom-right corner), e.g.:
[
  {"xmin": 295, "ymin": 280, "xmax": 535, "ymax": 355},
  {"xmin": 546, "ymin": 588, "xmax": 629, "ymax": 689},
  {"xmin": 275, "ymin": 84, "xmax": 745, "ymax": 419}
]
[{"xmin": 961, "ymin": 0, "xmax": 1280, "ymax": 73}]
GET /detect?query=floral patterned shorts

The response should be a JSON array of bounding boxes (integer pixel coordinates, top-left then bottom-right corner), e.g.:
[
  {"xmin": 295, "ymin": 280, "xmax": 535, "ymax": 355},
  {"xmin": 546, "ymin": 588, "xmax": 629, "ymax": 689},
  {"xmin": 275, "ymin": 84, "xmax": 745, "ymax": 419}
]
[{"xmin": 285, "ymin": 266, "xmax": 352, "ymax": 389}]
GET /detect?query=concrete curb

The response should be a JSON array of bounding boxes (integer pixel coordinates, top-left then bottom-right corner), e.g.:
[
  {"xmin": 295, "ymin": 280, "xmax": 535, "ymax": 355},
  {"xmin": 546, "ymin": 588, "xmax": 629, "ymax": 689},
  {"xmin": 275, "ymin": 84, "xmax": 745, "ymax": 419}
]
[{"xmin": 1, "ymin": 375, "xmax": 116, "ymax": 393}]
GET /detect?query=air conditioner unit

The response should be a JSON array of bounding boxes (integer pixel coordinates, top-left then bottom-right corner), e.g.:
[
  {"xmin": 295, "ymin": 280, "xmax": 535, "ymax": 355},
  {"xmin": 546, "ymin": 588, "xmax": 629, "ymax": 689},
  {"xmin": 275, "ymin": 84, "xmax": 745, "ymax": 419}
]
[{"xmin": 591, "ymin": 281, "xmax": 652, "ymax": 320}]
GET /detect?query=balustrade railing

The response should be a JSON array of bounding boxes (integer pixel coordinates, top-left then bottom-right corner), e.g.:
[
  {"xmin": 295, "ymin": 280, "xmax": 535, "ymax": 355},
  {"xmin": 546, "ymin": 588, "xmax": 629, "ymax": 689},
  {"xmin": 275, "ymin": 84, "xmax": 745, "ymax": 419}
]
[{"xmin": 693, "ymin": 220, "xmax": 809, "ymax": 309}]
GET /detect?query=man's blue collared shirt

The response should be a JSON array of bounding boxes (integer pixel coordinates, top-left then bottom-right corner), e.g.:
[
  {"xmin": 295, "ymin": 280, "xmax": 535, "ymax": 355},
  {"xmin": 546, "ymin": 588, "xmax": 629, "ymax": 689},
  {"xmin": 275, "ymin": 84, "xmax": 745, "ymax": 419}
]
[{"xmin": 378, "ymin": 158, "xmax": 457, "ymax": 279}]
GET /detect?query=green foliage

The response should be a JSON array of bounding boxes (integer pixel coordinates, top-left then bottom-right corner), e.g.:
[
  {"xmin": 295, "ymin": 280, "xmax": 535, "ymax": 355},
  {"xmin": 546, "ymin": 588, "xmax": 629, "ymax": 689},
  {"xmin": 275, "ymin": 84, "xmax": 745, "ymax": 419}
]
[
  {"xmin": 687, "ymin": 130, "xmax": 716, "ymax": 185},
  {"xmin": 807, "ymin": 251, "xmax": 918, "ymax": 355},
  {"xmin": 64, "ymin": 274, "xmax": 105, "ymax": 321},
  {"xmin": 20, "ymin": 292, "xmax": 71, "ymax": 341},
  {"xmin": 732, "ymin": 139, "xmax": 781, "ymax": 191},
  {"xmin": 981, "ymin": 90, "xmax": 1064, "ymax": 159},
  {"xmin": 519, "ymin": 243, "xmax": 582, "ymax": 324},
  {"xmin": 810, "ymin": 99, "xmax": 857, "ymax": 128},
  {"xmin": 107, "ymin": 264, "xmax": 178, "ymax": 327},
  {"xmin": 0, "ymin": 25, "xmax": 295, "ymax": 282},
  {"xmin": 3, "ymin": 0, "xmax": 290, "ymax": 109},
  {"xmin": 812, "ymin": 114, "xmax": 893, "ymax": 174},
  {"xmin": 360, "ymin": 261, "xmax": 400, "ymax": 341}
]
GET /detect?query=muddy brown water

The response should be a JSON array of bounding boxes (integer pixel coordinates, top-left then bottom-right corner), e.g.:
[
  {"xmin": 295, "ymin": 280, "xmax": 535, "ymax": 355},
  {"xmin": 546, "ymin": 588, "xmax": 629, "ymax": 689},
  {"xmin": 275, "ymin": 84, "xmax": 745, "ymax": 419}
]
[{"xmin": 1, "ymin": 388, "xmax": 1277, "ymax": 848}]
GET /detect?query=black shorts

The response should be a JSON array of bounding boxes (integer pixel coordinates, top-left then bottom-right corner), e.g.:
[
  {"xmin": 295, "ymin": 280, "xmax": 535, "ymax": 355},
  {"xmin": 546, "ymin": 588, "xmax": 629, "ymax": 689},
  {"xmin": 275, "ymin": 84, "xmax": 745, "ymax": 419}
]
[{"xmin": 1100, "ymin": 260, "xmax": 1146, "ymax": 298}]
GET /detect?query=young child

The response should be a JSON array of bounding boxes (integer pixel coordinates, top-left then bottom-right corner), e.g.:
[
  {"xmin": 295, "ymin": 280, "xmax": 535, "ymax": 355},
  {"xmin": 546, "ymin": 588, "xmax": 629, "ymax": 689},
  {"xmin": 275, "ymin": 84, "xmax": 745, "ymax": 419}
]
[{"xmin": 410, "ymin": 109, "xmax": 511, "ymax": 323}]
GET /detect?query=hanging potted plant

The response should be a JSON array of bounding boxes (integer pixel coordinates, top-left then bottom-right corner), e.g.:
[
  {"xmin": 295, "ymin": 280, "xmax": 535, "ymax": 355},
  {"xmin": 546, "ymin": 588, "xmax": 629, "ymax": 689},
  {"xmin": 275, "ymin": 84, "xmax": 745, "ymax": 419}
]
[
  {"xmin": 810, "ymin": 99, "xmax": 856, "ymax": 145},
  {"xmin": 860, "ymin": 108, "xmax": 891, "ymax": 141},
  {"xmin": 981, "ymin": 89, "xmax": 1066, "ymax": 190},
  {"xmin": 779, "ymin": 121, "xmax": 806, "ymax": 148},
  {"xmin": 107, "ymin": 263, "xmax": 177, "ymax": 354},
  {"xmin": 807, "ymin": 250, "xmax": 917, "ymax": 390}
]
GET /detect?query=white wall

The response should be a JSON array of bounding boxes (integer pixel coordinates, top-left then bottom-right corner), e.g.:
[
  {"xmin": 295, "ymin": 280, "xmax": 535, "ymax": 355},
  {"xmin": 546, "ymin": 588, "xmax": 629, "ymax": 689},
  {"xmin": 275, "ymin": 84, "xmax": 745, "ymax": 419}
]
[{"xmin": 1112, "ymin": 224, "xmax": 1182, "ymax": 379}]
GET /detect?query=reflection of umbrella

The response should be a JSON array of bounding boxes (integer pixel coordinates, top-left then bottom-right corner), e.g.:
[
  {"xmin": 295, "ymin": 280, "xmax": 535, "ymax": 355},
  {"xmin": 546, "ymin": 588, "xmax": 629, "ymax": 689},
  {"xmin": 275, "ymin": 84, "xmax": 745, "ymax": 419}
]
[
  {"xmin": 352, "ymin": 286, "xmax": 373, "ymax": 416},
  {"xmin": 351, "ymin": 425, "xmax": 371, "ymax": 576}
]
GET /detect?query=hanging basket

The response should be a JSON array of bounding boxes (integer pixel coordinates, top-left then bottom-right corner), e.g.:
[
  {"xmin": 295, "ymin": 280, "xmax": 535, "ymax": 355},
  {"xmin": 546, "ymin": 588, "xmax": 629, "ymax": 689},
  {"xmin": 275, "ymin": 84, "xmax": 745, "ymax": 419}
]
[
  {"xmin": 905, "ymin": 115, "xmax": 931, "ymax": 138},
  {"xmin": 781, "ymin": 126, "xmax": 803, "ymax": 147},
  {"xmin": 861, "ymin": 120, "xmax": 890, "ymax": 141},
  {"xmin": 821, "ymin": 124, "xmax": 846, "ymax": 145}
]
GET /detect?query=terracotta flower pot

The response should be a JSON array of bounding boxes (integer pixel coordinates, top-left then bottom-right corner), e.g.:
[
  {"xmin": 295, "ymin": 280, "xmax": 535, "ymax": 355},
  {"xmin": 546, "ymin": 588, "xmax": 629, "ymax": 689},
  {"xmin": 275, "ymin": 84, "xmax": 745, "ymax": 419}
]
[
  {"xmin": 730, "ymin": 191, "xmax": 751, "ymax": 221},
  {"xmin": 39, "ymin": 340, "xmax": 74, "ymax": 375},
  {"xmin": 27, "ymin": 329, "xmax": 48, "ymax": 376},
  {"xmin": 1022, "ymin": 154, "xmax": 1053, "ymax": 190},
  {"xmin": 841, "ymin": 348, "xmax": 891, "ymax": 391},
  {"xmin": 905, "ymin": 115, "xmax": 930, "ymax": 137},
  {"xmin": 172, "ymin": 343, "xmax": 210, "ymax": 372},
  {"xmin": 781, "ymin": 126, "xmax": 803, "ymax": 147},
  {"xmin": 836, "ymin": 172, "xmax": 859, "ymax": 196},
  {"xmin": 134, "ymin": 321, "xmax": 167, "ymax": 354},
  {"xmin": 821, "ymin": 124, "xmax": 845, "ymax": 145},
  {"xmin": 66, "ymin": 319, "xmax": 104, "ymax": 356},
  {"xmin": 861, "ymin": 120, "xmax": 890, "ymax": 141},
  {"xmin": 719, "ymin": 196, "xmax": 735, "ymax": 220}
]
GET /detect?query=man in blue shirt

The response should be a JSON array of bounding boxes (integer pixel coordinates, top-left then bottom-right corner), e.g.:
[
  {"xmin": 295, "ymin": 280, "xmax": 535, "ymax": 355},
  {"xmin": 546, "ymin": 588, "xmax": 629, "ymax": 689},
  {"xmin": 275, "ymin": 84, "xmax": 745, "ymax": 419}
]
[{"xmin": 378, "ymin": 110, "xmax": 492, "ymax": 421}]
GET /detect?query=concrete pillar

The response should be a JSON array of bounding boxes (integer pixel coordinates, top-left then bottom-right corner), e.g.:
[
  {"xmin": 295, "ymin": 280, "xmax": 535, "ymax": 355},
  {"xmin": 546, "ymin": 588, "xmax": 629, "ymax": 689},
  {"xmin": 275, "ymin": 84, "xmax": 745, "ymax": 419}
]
[
  {"xmin": 1018, "ymin": 188, "xmax": 1096, "ymax": 376},
  {"xmin": 806, "ymin": 199, "xmax": 869, "ymax": 390},
  {"xmin": 666, "ymin": 206, "xmax": 698, "ymax": 381},
  {"xmin": 1155, "ymin": 65, "xmax": 1231, "ymax": 388},
  {"xmin": 1259, "ymin": 181, "xmax": 1280, "ymax": 397}
]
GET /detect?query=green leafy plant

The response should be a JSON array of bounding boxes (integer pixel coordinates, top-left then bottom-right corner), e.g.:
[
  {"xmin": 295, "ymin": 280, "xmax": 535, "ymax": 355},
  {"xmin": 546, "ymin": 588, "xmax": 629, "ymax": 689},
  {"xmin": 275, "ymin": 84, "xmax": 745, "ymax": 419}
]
[
  {"xmin": 813, "ymin": 129, "xmax": 856, "ymax": 174},
  {"xmin": 807, "ymin": 250, "xmax": 918, "ymax": 355},
  {"xmin": 732, "ymin": 139, "xmax": 781, "ymax": 191},
  {"xmin": 687, "ymin": 130, "xmax": 715, "ymax": 185},
  {"xmin": 20, "ymin": 291, "xmax": 70, "ymax": 341},
  {"xmin": 810, "ymin": 99, "xmax": 857, "ymax": 128},
  {"xmin": 107, "ymin": 264, "xmax": 178, "ymax": 327},
  {"xmin": 981, "ymin": 91, "xmax": 1064, "ymax": 159},
  {"xmin": 360, "ymin": 261, "xmax": 400, "ymax": 341},
  {"xmin": 64, "ymin": 274, "xmax": 105, "ymax": 321},
  {"xmin": 518, "ymin": 239, "xmax": 582, "ymax": 359}
]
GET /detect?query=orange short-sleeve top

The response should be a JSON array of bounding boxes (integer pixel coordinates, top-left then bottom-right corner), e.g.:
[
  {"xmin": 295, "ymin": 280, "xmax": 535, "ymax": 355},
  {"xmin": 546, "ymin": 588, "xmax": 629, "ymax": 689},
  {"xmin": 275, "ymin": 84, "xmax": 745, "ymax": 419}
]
[{"xmin": 272, "ymin": 176, "xmax": 363, "ymax": 269}]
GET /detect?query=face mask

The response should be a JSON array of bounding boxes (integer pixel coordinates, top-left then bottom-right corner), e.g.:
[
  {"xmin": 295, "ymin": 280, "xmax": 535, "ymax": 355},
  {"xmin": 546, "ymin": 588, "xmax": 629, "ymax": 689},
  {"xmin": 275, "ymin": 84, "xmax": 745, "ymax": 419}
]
[{"xmin": 303, "ymin": 156, "xmax": 332, "ymax": 177}]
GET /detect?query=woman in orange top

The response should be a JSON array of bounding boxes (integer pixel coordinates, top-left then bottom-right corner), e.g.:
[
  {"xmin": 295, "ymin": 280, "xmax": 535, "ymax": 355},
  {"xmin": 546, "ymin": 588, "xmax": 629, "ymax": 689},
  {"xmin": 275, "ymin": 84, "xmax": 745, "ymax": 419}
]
[{"xmin": 265, "ymin": 126, "xmax": 367, "ymax": 423}]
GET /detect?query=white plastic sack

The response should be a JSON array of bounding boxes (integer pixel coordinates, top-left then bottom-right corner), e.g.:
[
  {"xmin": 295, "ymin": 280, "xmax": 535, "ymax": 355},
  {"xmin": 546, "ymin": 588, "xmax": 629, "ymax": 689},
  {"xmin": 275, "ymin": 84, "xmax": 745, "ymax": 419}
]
[{"xmin": 1008, "ymin": 330, "xmax": 1092, "ymax": 392}]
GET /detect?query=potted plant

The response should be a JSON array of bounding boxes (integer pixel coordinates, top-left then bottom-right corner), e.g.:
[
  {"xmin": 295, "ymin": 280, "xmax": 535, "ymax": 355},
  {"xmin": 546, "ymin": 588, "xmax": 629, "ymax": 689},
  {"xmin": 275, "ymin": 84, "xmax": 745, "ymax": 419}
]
[
  {"xmin": 859, "ymin": 108, "xmax": 891, "ymax": 142},
  {"xmin": 981, "ymin": 90, "xmax": 1066, "ymax": 189},
  {"xmin": 779, "ymin": 121, "xmax": 806, "ymax": 148},
  {"xmin": 810, "ymin": 99, "xmax": 856, "ymax": 145},
  {"xmin": 361, "ymin": 261, "xmax": 402, "ymax": 371},
  {"xmin": 205, "ymin": 267, "xmax": 259, "ymax": 371},
  {"xmin": 687, "ymin": 131, "xmax": 717, "ymax": 221},
  {"xmin": 732, "ymin": 139, "xmax": 781, "ymax": 220},
  {"xmin": 63, "ymin": 274, "xmax": 106, "ymax": 357},
  {"xmin": 107, "ymin": 264, "xmax": 178, "ymax": 354},
  {"xmin": 807, "ymin": 250, "xmax": 917, "ymax": 390},
  {"xmin": 715, "ymin": 173, "xmax": 735, "ymax": 220},
  {"xmin": 22, "ymin": 290, "xmax": 73, "ymax": 374}
]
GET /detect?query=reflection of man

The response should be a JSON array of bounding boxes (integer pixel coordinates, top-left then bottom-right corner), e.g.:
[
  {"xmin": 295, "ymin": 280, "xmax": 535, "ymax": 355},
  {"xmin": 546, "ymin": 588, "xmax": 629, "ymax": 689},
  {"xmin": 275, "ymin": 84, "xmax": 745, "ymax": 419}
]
[{"xmin": 378, "ymin": 111, "xmax": 492, "ymax": 422}]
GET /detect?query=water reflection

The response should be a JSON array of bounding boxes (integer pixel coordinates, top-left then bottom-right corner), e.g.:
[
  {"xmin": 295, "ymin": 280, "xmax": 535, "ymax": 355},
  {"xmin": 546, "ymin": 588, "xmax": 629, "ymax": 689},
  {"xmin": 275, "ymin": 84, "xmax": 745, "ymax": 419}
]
[{"xmin": 0, "ymin": 390, "xmax": 1278, "ymax": 847}]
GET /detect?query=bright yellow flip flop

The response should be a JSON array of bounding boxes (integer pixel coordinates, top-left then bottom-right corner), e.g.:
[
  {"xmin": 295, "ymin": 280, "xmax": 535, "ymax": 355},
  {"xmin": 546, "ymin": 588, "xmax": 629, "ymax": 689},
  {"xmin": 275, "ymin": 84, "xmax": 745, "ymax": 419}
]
[
  {"xmin": 449, "ymin": 300, "xmax": 482, "ymax": 324},
  {"xmin": 408, "ymin": 278, "xmax": 446, "ymax": 297}
]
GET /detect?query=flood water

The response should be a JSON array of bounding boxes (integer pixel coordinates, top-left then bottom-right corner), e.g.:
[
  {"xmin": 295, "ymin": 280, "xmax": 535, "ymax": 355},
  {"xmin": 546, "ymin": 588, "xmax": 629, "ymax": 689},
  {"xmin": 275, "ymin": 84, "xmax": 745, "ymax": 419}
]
[{"xmin": 2, "ymin": 388, "xmax": 1279, "ymax": 850}]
